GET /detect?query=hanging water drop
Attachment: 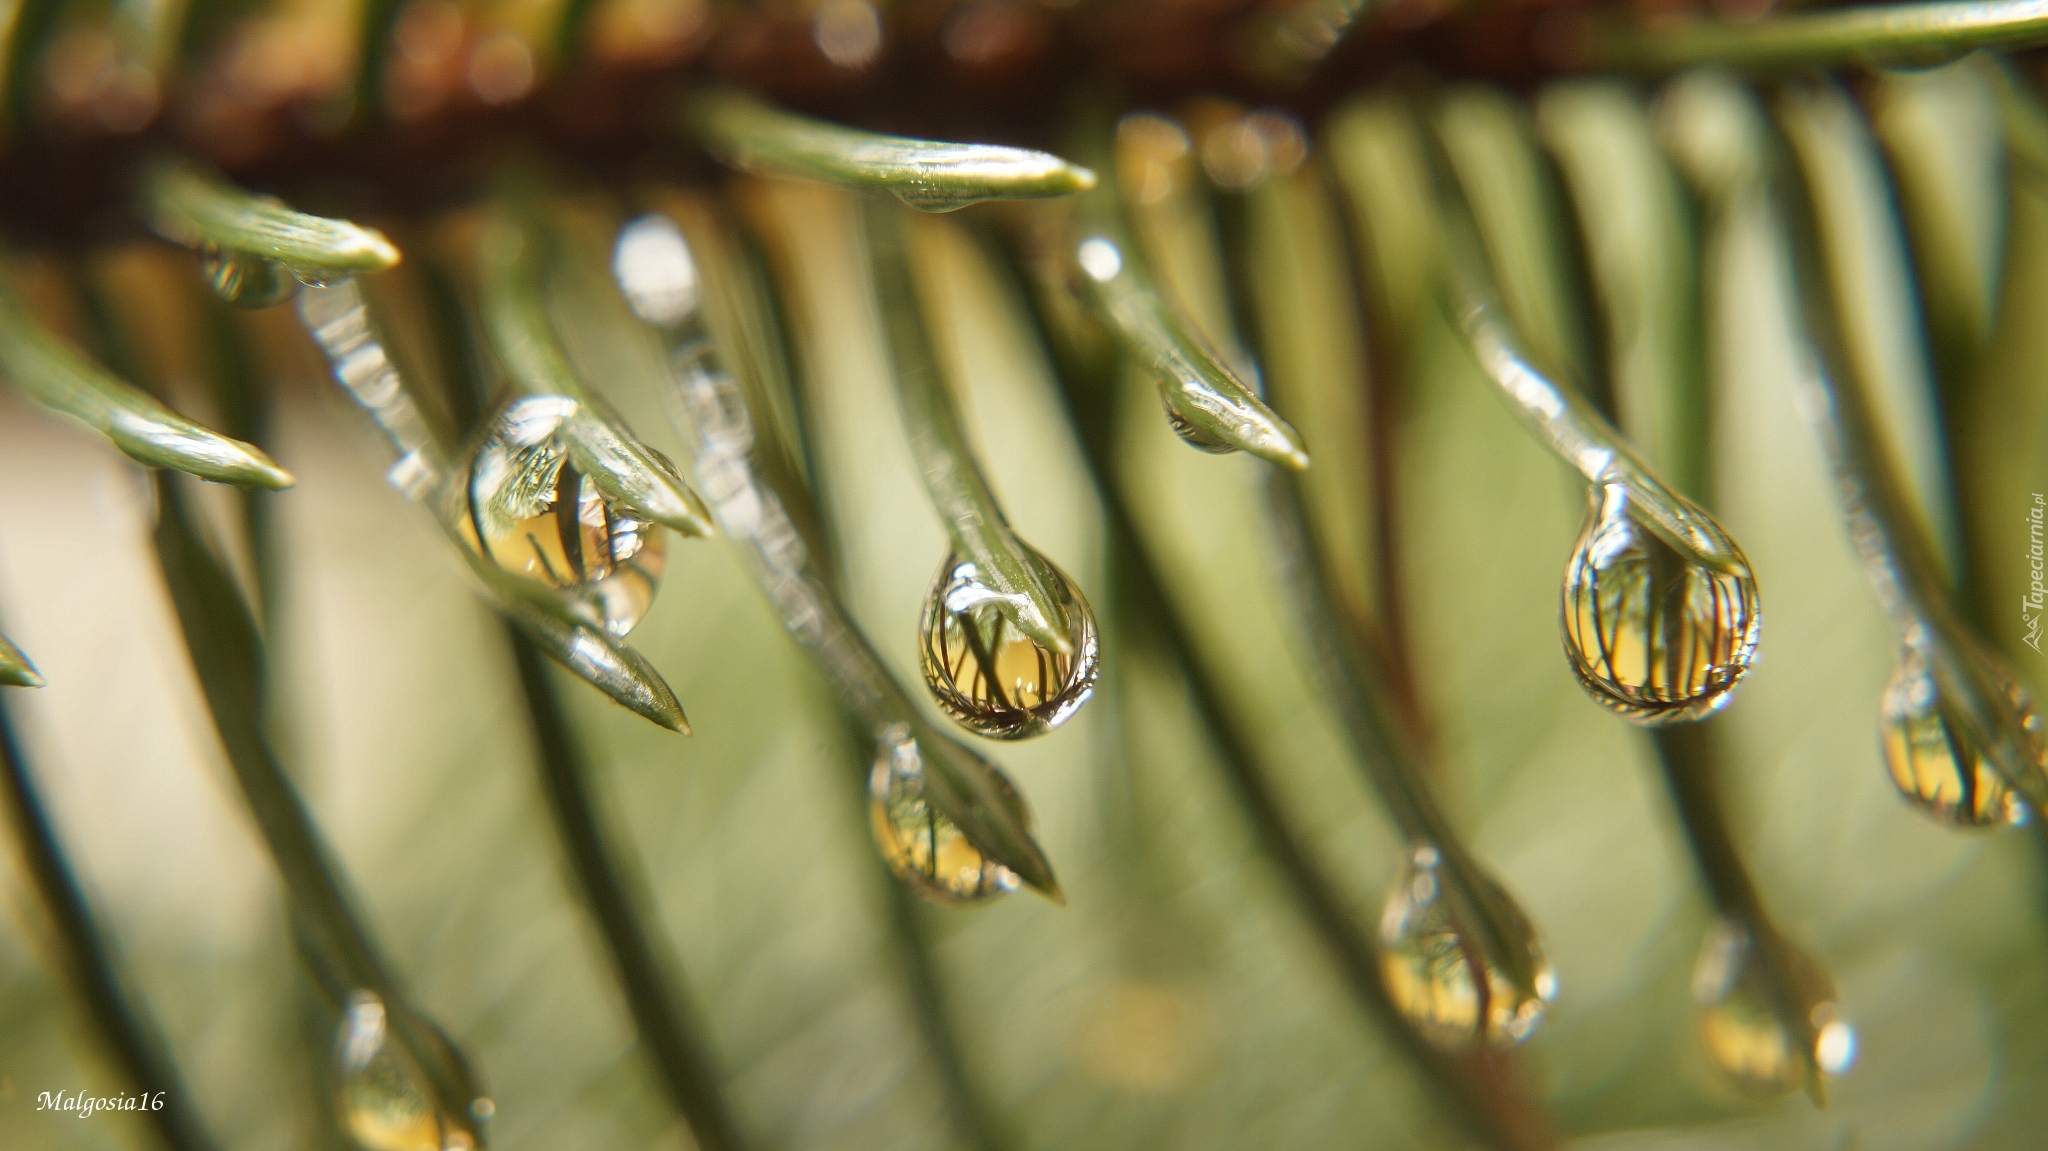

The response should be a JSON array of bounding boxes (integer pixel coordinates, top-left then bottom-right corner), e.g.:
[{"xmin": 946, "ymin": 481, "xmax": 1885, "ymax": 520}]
[
  {"xmin": 1377, "ymin": 845, "xmax": 1554, "ymax": 1050},
  {"xmin": 918, "ymin": 550, "xmax": 1100, "ymax": 740},
  {"xmin": 1562, "ymin": 483, "xmax": 1761, "ymax": 725},
  {"xmin": 203, "ymin": 246, "xmax": 298, "ymax": 309},
  {"xmin": 334, "ymin": 992, "xmax": 479, "ymax": 1151},
  {"xmin": 1879, "ymin": 646, "xmax": 2040, "ymax": 828},
  {"xmin": 1692, "ymin": 918, "xmax": 1851, "ymax": 1100},
  {"xmin": 869, "ymin": 725, "xmax": 1021, "ymax": 903},
  {"xmin": 464, "ymin": 395, "xmax": 667, "ymax": 636},
  {"xmin": 1161, "ymin": 402, "xmax": 1235, "ymax": 454}
]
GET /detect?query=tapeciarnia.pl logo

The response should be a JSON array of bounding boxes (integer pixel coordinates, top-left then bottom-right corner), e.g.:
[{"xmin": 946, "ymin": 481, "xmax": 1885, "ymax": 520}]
[
  {"xmin": 35, "ymin": 1090, "xmax": 166, "ymax": 1117},
  {"xmin": 2026, "ymin": 493, "xmax": 2045, "ymax": 654}
]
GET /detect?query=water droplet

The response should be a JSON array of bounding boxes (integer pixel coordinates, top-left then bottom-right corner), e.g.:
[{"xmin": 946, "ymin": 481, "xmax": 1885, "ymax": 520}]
[
  {"xmin": 1692, "ymin": 918, "xmax": 1849, "ymax": 1098},
  {"xmin": 1879, "ymin": 646, "xmax": 2040, "ymax": 828},
  {"xmin": 334, "ymin": 993, "xmax": 476, "ymax": 1151},
  {"xmin": 1814, "ymin": 1011, "xmax": 1857, "ymax": 1076},
  {"xmin": 294, "ymin": 267, "xmax": 352, "ymax": 289},
  {"xmin": 464, "ymin": 396, "xmax": 666, "ymax": 636},
  {"xmin": 869, "ymin": 725, "xmax": 1020, "ymax": 903},
  {"xmin": 918, "ymin": 550, "xmax": 1100, "ymax": 740},
  {"xmin": 1161, "ymin": 403, "xmax": 1235, "ymax": 454},
  {"xmin": 1378, "ymin": 845, "xmax": 1554, "ymax": 1050},
  {"xmin": 1077, "ymin": 236, "xmax": 1124, "ymax": 282},
  {"xmin": 203, "ymin": 246, "xmax": 298, "ymax": 309},
  {"xmin": 1562, "ymin": 483, "xmax": 1760, "ymax": 725}
]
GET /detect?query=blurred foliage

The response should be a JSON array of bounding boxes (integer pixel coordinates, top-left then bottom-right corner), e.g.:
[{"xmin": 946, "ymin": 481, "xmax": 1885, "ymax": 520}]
[{"xmin": 0, "ymin": 8, "xmax": 2046, "ymax": 1151}]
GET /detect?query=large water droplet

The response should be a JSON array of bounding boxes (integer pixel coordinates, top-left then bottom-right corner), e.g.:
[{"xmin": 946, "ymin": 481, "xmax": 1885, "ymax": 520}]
[
  {"xmin": 1692, "ymin": 918, "xmax": 1852, "ymax": 1099},
  {"xmin": 334, "ymin": 993, "xmax": 478, "ymax": 1151},
  {"xmin": 1378, "ymin": 845, "xmax": 1554, "ymax": 1050},
  {"xmin": 1562, "ymin": 483, "xmax": 1760, "ymax": 725},
  {"xmin": 203, "ymin": 246, "xmax": 298, "ymax": 309},
  {"xmin": 1879, "ymin": 647, "xmax": 2040, "ymax": 828},
  {"xmin": 464, "ymin": 396, "xmax": 666, "ymax": 636},
  {"xmin": 869, "ymin": 725, "xmax": 1020, "ymax": 904},
  {"xmin": 918, "ymin": 550, "xmax": 1100, "ymax": 740}
]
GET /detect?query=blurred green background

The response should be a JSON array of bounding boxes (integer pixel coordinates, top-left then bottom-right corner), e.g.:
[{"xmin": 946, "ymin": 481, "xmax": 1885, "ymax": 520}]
[{"xmin": 4, "ymin": 51, "xmax": 2048, "ymax": 1151}]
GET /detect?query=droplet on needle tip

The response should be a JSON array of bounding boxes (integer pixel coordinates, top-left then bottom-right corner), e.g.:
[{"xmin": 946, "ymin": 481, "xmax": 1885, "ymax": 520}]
[
  {"xmin": 919, "ymin": 550, "xmax": 1100, "ymax": 740},
  {"xmin": 1693, "ymin": 918, "xmax": 1853, "ymax": 1101},
  {"xmin": 869, "ymin": 726, "xmax": 1021, "ymax": 904},
  {"xmin": 1563, "ymin": 483, "xmax": 1760, "ymax": 725},
  {"xmin": 1879, "ymin": 645, "xmax": 2042, "ymax": 829},
  {"xmin": 1378, "ymin": 845, "xmax": 1554, "ymax": 1050},
  {"xmin": 334, "ymin": 993, "xmax": 483, "ymax": 1151},
  {"xmin": 464, "ymin": 396, "xmax": 668, "ymax": 637}
]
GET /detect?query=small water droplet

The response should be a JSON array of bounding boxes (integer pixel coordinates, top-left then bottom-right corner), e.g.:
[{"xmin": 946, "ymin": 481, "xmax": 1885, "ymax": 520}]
[
  {"xmin": 1378, "ymin": 845, "xmax": 1553, "ymax": 1050},
  {"xmin": 1814, "ymin": 1015, "xmax": 1857, "ymax": 1076},
  {"xmin": 294, "ymin": 267, "xmax": 352, "ymax": 289},
  {"xmin": 1562, "ymin": 483, "xmax": 1760, "ymax": 725},
  {"xmin": 1077, "ymin": 236, "xmax": 1123, "ymax": 282},
  {"xmin": 1161, "ymin": 403, "xmax": 1235, "ymax": 453},
  {"xmin": 334, "ymin": 993, "xmax": 476, "ymax": 1151},
  {"xmin": 464, "ymin": 396, "xmax": 666, "ymax": 636},
  {"xmin": 202, "ymin": 246, "xmax": 298, "ymax": 309},
  {"xmin": 1879, "ymin": 647, "xmax": 2040, "ymax": 828},
  {"xmin": 893, "ymin": 187, "xmax": 987, "ymax": 213},
  {"xmin": 918, "ymin": 550, "xmax": 1100, "ymax": 740},
  {"xmin": 1692, "ymin": 918, "xmax": 1848, "ymax": 1098},
  {"xmin": 869, "ymin": 726, "xmax": 1020, "ymax": 903}
]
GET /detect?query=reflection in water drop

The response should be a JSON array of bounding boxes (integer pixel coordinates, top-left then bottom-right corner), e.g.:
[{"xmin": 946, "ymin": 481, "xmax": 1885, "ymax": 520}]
[
  {"xmin": 918, "ymin": 551, "xmax": 1099, "ymax": 739},
  {"xmin": 868, "ymin": 725, "xmax": 1019, "ymax": 904},
  {"xmin": 203, "ymin": 246, "xmax": 298, "ymax": 309},
  {"xmin": 334, "ymin": 993, "xmax": 475, "ymax": 1151},
  {"xmin": 1378, "ymin": 845, "xmax": 1553, "ymax": 1050},
  {"xmin": 1562, "ymin": 483, "xmax": 1760, "ymax": 725},
  {"xmin": 1161, "ymin": 402, "xmax": 1235, "ymax": 454},
  {"xmin": 1880, "ymin": 649, "xmax": 2038, "ymax": 828},
  {"xmin": 1815, "ymin": 1012, "xmax": 1857, "ymax": 1076},
  {"xmin": 464, "ymin": 396, "xmax": 666, "ymax": 636},
  {"xmin": 1692, "ymin": 918, "xmax": 1853, "ymax": 1099}
]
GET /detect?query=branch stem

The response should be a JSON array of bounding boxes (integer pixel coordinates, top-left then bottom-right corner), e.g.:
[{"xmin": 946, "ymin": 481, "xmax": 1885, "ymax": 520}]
[{"xmin": 1576, "ymin": 0, "xmax": 2048, "ymax": 73}]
